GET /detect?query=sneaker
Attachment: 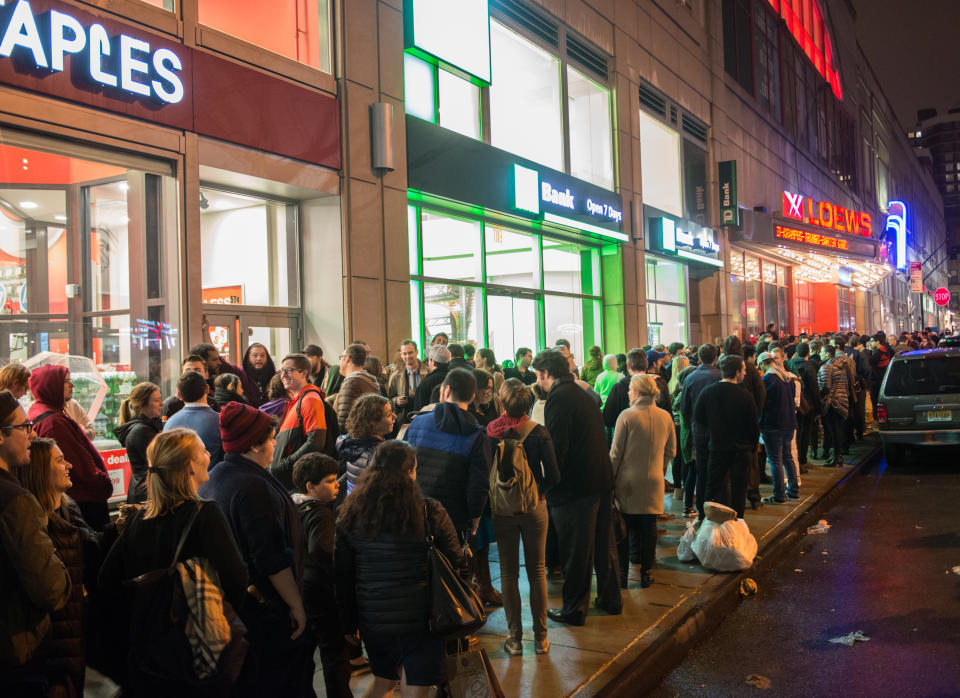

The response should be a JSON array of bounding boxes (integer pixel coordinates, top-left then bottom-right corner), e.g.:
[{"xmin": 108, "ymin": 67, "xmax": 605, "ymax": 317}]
[
  {"xmin": 787, "ymin": 492, "xmax": 800, "ymax": 499},
  {"xmin": 534, "ymin": 638, "xmax": 550, "ymax": 655},
  {"xmin": 683, "ymin": 507, "xmax": 696, "ymax": 518},
  {"xmin": 761, "ymin": 495, "xmax": 785, "ymax": 504},
  {"xmin": 504, "ymin": 638, "xmax": 523, "ymax": 656}
]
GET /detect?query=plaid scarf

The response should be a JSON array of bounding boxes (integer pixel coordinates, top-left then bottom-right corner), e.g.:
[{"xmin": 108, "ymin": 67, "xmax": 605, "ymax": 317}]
[{"xmin": 177, "ymin": 557, "xmax": 231, "ymax": 679}]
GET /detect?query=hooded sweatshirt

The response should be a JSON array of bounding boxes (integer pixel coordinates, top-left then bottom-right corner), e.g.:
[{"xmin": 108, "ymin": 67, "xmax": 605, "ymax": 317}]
[
  {"xmin": 404, "ymin": 402, "xmax": 492, "ymax": 532},
  {"xmin": 28, "ymin": 365, "xmax": 112, "ymax": 504}
]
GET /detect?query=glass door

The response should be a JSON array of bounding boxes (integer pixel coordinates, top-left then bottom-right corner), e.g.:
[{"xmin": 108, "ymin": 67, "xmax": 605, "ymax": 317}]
[
  {"xmin": 486, "ymin": 289, "xmax": 541, "ymax": 367},
  {"xmin": 203, "ymin": 312, "xmax": 242, "ymax": 366},
  {"xmin": 241, "ymin": 313, "xmax": 300, "ymax": 363}
]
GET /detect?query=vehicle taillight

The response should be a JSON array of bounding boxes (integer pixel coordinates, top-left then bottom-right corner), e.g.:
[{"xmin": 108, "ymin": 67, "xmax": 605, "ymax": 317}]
[{"xmin": 877, "ymin": 403, "xmax": 887, "ymax": 424}]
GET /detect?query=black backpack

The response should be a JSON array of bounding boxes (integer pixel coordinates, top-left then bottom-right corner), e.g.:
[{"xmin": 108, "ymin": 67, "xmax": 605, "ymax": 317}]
[{"xmin": 122, "ymin": 503, "xmax": 203, "ymax": 683}]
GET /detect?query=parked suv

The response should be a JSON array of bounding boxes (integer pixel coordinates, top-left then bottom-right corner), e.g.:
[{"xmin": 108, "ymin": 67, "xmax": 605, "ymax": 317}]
[{"xmin": 876, "ymin": 348, "xmax": 960, "ymax": 466}]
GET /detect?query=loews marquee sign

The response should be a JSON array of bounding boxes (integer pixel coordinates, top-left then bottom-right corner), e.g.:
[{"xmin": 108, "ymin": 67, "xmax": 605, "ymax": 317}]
[{"xmin": 781, "ymin": 191, "xmax": 872, "ymax": 237}]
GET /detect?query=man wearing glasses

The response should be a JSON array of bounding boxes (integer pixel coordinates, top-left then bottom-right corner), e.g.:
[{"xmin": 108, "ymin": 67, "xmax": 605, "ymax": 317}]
[
  {"xmin": 271, "ymin": 354, "xmax": 331, "ymax": 492},
  {"xmin": 28, "ymin": 365, "xmax": 112, "ymax": 529},
  {"xmin": 0, "ymin": 390, "xmax": 72, "ymax": 678}
]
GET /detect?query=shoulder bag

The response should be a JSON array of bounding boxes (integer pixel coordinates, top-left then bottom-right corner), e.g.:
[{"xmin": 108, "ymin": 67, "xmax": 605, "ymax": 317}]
[{"xmin": 424, "ymin": 503, "xmax": 486, "ymax": 638}]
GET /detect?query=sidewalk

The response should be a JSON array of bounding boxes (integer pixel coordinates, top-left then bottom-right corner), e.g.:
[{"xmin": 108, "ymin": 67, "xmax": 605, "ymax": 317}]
[
  {"xmin": 86, "ymin": 434, "xmax": 880, "ymax": 698},
  {"xmin": 472, "ymin": 432, "xmax": 881, "ymax": 697}
]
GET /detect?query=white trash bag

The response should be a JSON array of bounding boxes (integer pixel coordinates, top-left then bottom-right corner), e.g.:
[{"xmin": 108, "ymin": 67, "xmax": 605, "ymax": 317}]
[
  {"xmin": 691, "ymin": 502, "xmax": 758, "ymax": 572},
  {"xmin": 677, "ymin": 521, "xmax": 697, "ymax": 562}
]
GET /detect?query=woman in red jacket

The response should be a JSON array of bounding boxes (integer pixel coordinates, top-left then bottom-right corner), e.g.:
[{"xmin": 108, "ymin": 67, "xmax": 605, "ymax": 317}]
[{"xmin": 28, "ymin": 365, "xmax": 112, "ymax": 529}]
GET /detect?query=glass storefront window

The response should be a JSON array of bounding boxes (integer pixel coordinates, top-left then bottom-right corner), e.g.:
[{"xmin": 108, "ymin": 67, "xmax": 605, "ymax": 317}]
[
  {"xmin": 485, "ymin": 226, "xmax": 538, "ymax": 289},
  {"xmin": 408, "ymin": 204, "xmax": 603, "ymax": 364},
  {"xmin": 199, "ymin": 0, "xmax": 332, "ymax": 73},
  {"xmin": 647, "ymin": 301, "xmax": 687, "ymax": 346},
  {"xmin": 745, "ymin": 279, "xmax": 761, "ymax": 337},
  {"xmin": 639, "ymin": 110, "xmax": 682, "ymax": 217},
  {"xmin": 646, "ymin": 258, "xmax": 686, "ymax": 304},
  {"xmin": 543, "ymin": 240, "xmax": 597, "ymax": 294},
  {"xmin": 763, "ymin": 283, "xmax": 778, "ymax": 331},
  {"xmin": 487, "ymin": 294, "xmax": 539, "ymax": 370},
  {"xmin": 439, "ymin": 69, "xmax": 481, "ymax": 140},
  {"xmin": 87, "ymin": 180, "xmax": 131, "ymax": 313},
  {"xmin": 777, "ymin": 286, "xmax": 788, "ymax": 334},
  {"xmin": 567, "ymin": 66, "xmax": 613, "ymax": 190},
  {"xmin": 646, "ymin": 257, "xmax": 687, "ymax": 344},
  {"xmin": 490, "ymin": 21, "xmax": 563, "ymax": 171},
  {"xmin": 544, "ymin": 295, "xmax": 600, "ymax": 364},
  {"xmin": 405, "ymin": 54, "xmax": 436, "ymax": 123},
  {"xmin": 200, "ymin": 188, "xmax": 299, "ymax": 307},
  {"xmin": 423, "ymin": 282, "xmax": 482, "ymax": 345},
  {"xmin": 420, "ymin": 211, "xmax": 482, "ymax": 281},
  {"xmin": 1, "ymin": 137, "xmax": 180, "ymax": 444}
]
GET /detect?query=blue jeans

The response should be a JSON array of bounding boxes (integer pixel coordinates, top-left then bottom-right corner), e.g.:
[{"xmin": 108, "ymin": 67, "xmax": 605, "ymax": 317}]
[{"xmin": 763, "ymin": 428, "xmax": 798, "ymax": 500}]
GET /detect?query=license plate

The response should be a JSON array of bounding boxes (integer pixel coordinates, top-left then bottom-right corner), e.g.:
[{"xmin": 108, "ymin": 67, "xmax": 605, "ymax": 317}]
[{"xmin": 927, "ymin": 410, "xmax": 952, "ymax": 422}]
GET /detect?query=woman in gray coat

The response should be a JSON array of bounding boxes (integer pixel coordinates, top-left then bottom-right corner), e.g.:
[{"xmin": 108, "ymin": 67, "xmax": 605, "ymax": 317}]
[{"xmin": 610, "ymin": 374, "xmax": 676, "ymax": 588}]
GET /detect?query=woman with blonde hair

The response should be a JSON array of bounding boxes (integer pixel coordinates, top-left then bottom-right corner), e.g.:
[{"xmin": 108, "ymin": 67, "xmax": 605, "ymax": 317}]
[
  {"xmin": 0, "ymin": 361, "xmax": 31, "ymax": 398},
  {"xmin": 98, "ymin": 428, "xmax": 247, "ymax": 696},
  {"xmin": 609, "ymin": 374, "xmax": 675, "ymax": 589},
  {"xmin": 666, "ymin": 355, "xmax": 690, "ymax": 500},
  {"xmin": 113, "ymin": 381, "xmax": 163, "ymax": 503}
]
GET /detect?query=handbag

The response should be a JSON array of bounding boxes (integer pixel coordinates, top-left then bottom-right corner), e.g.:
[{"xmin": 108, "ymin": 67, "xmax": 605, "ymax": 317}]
[{"xmin": 424, "ymin": 503, "xmax": 486, "ymax": 638}]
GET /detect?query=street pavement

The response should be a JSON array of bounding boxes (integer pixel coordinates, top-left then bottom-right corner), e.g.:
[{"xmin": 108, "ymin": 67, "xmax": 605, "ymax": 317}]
[{"xmin": 650, "ymin": 444, "xmax": 960, "ymax": 698}]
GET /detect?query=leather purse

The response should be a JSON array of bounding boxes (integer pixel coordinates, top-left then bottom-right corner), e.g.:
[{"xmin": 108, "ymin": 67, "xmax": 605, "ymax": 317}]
[{"xmin": 424, "ymin": 504, "xmax": 486, "ymax": 638}]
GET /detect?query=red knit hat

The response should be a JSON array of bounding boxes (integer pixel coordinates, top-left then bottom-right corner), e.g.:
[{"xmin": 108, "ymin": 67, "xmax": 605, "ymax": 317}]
[{"xmin": 219, "ymin": 402, "xmax": 274, "ymax": 454}]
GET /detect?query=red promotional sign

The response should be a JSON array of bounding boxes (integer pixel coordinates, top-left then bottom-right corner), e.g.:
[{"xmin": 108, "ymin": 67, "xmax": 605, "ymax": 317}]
[
  {"xmin": 781, "ymin": 191, "xmax": 872, "ymax": 237},
  {"xmin": 100, "ymin": 448, "xmax": 131, "ymax": 502},
  {"xmin": 934, "ymin": 287, "xmax": 950, "ymax": 307}
]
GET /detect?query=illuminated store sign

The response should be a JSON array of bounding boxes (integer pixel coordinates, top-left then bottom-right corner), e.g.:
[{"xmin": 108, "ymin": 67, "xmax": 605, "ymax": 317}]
[
  {"xmin": 513, "ymin": 164, "xmax": 625, "ymax": 240},
  {"xmin": 652, "ymin": 216, "xmax": 723, "ymax": 267},
  {"xmin": 775, "ymin": 224, "xmax": 849, "ymax": 251},
  {"xmin": 781, "ymin": 190, "xmax": 872, "ymax": 237},
  {"xmin": 885, "ymin": 201, "xmax": 907, "ymax": 271},
  {"xmin": 0, "ymin": 0, "xmax": 184, "ymax": 103}
]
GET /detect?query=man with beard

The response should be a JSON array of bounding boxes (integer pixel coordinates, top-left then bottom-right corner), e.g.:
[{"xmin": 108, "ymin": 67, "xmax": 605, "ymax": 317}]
[{"xmin": 242, "ymin": 342, "xmax": 276, "ymax": 408}]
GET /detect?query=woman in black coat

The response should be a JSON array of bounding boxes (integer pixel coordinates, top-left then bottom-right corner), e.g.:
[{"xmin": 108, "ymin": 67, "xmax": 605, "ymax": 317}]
[
  {"xmin": 99, "ymin": 428, "xmax": 248, "ymax": 697},
  {"xmin": 336, "ymin": 441, "xmax": 465, "ymax": 697},
  {"xmin": 113, "ymin": 382, "xmax": 163, "ymax": 503}
]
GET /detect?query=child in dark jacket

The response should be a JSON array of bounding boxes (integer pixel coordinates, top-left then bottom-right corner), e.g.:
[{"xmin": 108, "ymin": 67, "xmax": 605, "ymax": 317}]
[{"xmin": 293, "ymin": 453, "xmax": 351, "ymax": 698}]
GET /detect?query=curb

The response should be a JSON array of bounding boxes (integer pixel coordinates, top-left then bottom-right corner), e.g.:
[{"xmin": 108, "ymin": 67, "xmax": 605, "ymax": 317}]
[{"xmin": 575, "ymin": 438, "xmax": 883, "ymax": 698}]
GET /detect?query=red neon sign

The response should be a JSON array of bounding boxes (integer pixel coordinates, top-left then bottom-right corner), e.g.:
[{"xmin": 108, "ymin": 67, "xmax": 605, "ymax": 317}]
[
  {"xmin": 775, "ymin": 225, "xmax": 849, "ymax": 251},
  {"xmin": 781, "ymin": 191, "xmax": 872, "ymax": 237}
]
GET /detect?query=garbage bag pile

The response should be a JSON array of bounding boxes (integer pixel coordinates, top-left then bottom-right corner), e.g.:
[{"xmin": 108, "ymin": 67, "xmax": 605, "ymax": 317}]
[{"xmin": 679, "ymin": 502, "xmax": 758, "ymax": 572}]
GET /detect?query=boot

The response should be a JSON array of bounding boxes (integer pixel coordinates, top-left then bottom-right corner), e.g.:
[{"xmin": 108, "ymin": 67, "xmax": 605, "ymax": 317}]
[{"xmin": 475, "ymin": 547, "xmax": 502, "ymax": 606}]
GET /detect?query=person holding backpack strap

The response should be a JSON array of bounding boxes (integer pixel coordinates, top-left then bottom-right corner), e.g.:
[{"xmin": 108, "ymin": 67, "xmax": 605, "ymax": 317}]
[
  {"xmin": 486, "ymin": 379, "xmax": 560, "ymax": 656},
  {"xmin": 272, "ymin": 353, "xmax": 333, "ymax": 492},
  {"xmin": 98, "ymin": 428, "xmax": 248, "ymax": 697}
]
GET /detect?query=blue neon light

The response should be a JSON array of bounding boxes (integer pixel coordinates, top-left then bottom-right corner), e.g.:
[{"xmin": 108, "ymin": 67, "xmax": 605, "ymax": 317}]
[{"xmin": 885, "ymin": 201, "xmax": 907, "ymax": 271}]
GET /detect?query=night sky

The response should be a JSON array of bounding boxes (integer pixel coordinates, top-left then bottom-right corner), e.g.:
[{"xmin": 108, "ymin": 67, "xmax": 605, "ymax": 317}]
[{"xmin": 852, "ymin": 0, "xmax": 960, "ymax": 130}]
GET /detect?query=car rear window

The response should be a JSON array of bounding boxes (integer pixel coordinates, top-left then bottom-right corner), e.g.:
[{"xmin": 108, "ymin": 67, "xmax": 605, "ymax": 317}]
[{"xmin": 884, "ymin": 356, "xmax": 960, "ymax": 396}]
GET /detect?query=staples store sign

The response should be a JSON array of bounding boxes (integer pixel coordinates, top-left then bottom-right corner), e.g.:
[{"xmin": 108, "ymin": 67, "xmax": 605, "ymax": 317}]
[
  {"xmin": 781, "ymin": 191, "xmax": 873, "ymax": 237},
  {"xmin": 0, "ymin": 0, "xmax": 185, "ymax": 104}
]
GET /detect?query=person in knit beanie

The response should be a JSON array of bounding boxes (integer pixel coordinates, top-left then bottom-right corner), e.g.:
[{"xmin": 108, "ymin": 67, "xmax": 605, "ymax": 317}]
[{"xmin": 199, "ymin": 402, "xmax": 316, "ymax": 696}]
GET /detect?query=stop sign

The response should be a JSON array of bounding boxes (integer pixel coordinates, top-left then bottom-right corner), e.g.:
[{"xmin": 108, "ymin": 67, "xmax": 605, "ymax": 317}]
[{"xmin": 934, "ymin": 287, "xmax": 950, "ymax": 306}]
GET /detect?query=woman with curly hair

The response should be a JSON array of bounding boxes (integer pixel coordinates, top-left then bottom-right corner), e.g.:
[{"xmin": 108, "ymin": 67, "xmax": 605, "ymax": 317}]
[
  {"xmin": 336, "ymin": 393, "xmax": 396, "ymax": 494},
  {"xmin": 336, "ymin": 441, "xmax": 465, "ymax": 697}
]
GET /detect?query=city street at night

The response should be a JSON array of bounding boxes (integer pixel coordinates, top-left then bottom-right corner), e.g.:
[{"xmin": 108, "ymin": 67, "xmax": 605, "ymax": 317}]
[{"xmin": 652, "ymin": 446, "xmax": 960, "ymax": 697}]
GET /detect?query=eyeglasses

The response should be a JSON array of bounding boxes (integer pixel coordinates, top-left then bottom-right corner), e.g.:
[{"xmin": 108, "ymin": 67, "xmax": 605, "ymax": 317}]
[
  {"xmin": 0, "ymin": 421, "xmax": 34, "ymax": 433},
  {"xmin": 279, "ymin": 368, "xmax": 303, "ymax": 376}
]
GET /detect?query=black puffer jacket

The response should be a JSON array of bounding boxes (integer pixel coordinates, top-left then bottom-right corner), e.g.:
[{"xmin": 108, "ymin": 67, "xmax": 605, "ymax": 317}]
[
  {"xmin": 44, "ymin": 501, "xmax": 88, "ymax": 695},
  {"xmin": 113, "ymin": 416, "xmax": 162, "ymax": 503},
  {"xmin": 335, "ymin": 498, "xmax": 464, "ymax": 637}
]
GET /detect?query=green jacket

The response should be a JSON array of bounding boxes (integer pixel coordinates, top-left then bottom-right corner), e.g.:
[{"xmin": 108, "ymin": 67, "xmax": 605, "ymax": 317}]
[
  {"xmin": 580, "ymin": 360, "xmax": 604, "ymax": 387},
  {"xmin": 0, "ymin": 468, "xmax": 71, "ymax": 669}
]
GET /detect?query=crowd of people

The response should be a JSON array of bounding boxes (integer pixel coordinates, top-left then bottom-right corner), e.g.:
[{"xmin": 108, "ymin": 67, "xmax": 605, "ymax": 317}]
[{"xmin": 0, "ymin": 326, "xmax": 944, "ymax": 696}]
